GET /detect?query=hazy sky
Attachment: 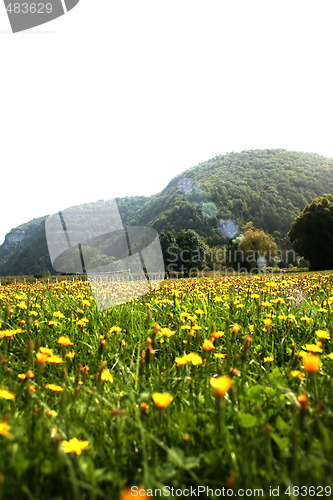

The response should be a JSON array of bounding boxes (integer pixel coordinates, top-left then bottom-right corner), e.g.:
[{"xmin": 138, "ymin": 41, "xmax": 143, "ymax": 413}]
[{"xmin": 1, "ymin": 0, "xmax": 333, "ymax": 244}]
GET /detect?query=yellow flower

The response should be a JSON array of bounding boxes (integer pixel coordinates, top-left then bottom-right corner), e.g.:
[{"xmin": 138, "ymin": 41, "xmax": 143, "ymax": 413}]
[
  {"xmin": 232, "ymin": 324, "xmax": 241, "ymax": 334},
  {"xmin": 210, "ymin": 376, "xmax": 232, "ymax": 398},
  {"xmin": 195, "ymin": 309, "xmax": 205, "ymax": 316},
  {"xmin": 160, "ymin": 328, "xmax": 176, "ymax": 338},
  {"xmin": 119, "ymin": 488, "xmax": 150, "ymax": 500},
  {"xmin": 48, "ymin": 320, "xmax": 58, "ymax": 326},
  {"xmin": 212, "ymin": 331, "xmax": 224, "ymax": 339},
  {"xmin": 62, "ymin": 437, "xmax": 89, "ymax": 455},
  {"xmin": 297, "ymin": 393, "xmax": 309, "ymax": 412},
  {"xmin": 100, "ymin": 369, "xmax": 114, "ymax": 383},
  {"xmin": 202, "ymin": 339, "xmax": 215, "ymax": 352},
  {"xmin": 45, "ymin": 384, "xmax": 64, "ymax": 392},
  {"xmin": 327, "ymin": 353, "xmax": 333, "ymax": 360},
  {"xmin": 291, "ymin": 370, "xmax": 305, "ymax": 379},
  {"xmin": 17, "ymin": 370, "xmax": 34, "ymax": 380},
  {"xmin": 180, "ymin": 312, "xmax": 192, "ymax": 318},
  {"xmin": 214, "ymin": 353, "xmax": 227, "ymax": 359},
  {"xmin": 66, "ymin": 350, "xmax": 75, "ymax": 360},
  {"xmin": 76, "ymin": 318, "xmax": 89, "ymax": 327},
  {"xmin": 57, "ymin": 336, "xmax": 74, "ymax": 346},
  {"xmin": 186, "ymin": 352, "xmax": 203, "ymax": 366},
  {"xmin": 53, "ymin": 311, "xmax": 64, "ymax": 318},
  {"xmin": 46, "ymin": 355, "xmax": 63, "ymax": 364},
  {"xmin": 110, "ymin": 326, "xmax": 121, "ymax": 333},
  {"xmin": 152, "ymin": 393, "xmax": 173, "ymax": 409},
  {"xmin": 39, "ymin": 347, "xmax": 53, "ymax": 356},
  {"xmin": 264, "ymin": 356, "xmax": 274, "ymax": 363},
  {"xmin": 36, "ymin": 353, "xmax": 49, "ymax": 365},
  {"xmin": 263, "ymin": 318, "xmax": 272, "ymax": 328},
  {"xmin": 315, "ymin": 330, "xmax": 330, "ymax": 340},
  {"xmin": 303, "ymin": 354, "xmax": 320, "ymax": 374},
  {"xmin": 175, "ymin": 356, "xmax": 188, "ymax": 366},
  {"xmin": 0, "ymin": 421, "xmax": 13, "ymax": 440},
  {"xmin": 140, "ymin": 402, "xmax": 149, "ymax": 415},
  {"xmin": 44, "ymin": 409, "xmax": 58, "ymax": 417},
  {"xmin": 82, "ymin": 300, "xmax": 91, "ymax": 306},
  {"xmin": 0, "ymin": 389, "xmax": 15, "ymax": 400},
  {"xmin": 302, "ymin": 344, "xmax": 323, "ymax": 353},
  {"xmin": 214, "ymin": 296, "xmax": 223, "ymax": 302}
]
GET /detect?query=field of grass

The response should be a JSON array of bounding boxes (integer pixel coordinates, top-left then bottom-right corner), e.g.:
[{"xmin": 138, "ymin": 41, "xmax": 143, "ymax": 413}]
[{"xmin": 0, "ymin": 274, "xmax": 332, "ymax": 499}]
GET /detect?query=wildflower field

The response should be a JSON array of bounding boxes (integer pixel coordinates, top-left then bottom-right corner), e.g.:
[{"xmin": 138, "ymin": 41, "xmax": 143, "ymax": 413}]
[{"xmin": 0, "ymin": 274, "xmax": 332, "ymax": 499}]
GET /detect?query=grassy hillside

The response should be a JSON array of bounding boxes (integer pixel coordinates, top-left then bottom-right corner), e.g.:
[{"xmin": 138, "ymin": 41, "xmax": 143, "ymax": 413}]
[{"xmin": 1, "ymin": 149, "xmax": 333, "ymax": 275}]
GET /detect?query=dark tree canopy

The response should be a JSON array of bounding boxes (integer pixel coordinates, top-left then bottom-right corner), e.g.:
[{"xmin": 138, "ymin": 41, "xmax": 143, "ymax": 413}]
[{"xmin": 288, "ymin": 194, "xmax": 333, "ymax": 271}]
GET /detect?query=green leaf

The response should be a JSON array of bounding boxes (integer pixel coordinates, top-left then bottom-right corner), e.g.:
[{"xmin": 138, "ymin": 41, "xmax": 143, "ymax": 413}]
[
  {"xmin": 167, "ymin": 447, "xmax": 185, "ymax": 468},
  {"xmin": 247, "ymin": 386, "xmax": 262, "ymax": 400},
  {"xmin": 271, "ymin": 433, "xmax": 290, "ymax": 452},
  {"xmin": 239, "ymin": 413, "xmax": 258, "ymax": 428},
  {"xmin": 184, "ymin": 456, "xmax": 201, "ymax": 470},
  {"xmin": 275, "ymin": 415, "xmax": 291, "ymax": 434}
]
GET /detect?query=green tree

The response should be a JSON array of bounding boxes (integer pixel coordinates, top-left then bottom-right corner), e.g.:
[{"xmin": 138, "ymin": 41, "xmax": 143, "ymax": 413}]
[
  {"xmin": 288, "ymin": 194, "xmax": 333, "ymax": 270},
  {"xmin": 237, "ymin": 223, "xmax": 278, "ymax": 270},
  {"xmin": 175, "ymin": 229, "xmax": 211, "ymax": 276}
]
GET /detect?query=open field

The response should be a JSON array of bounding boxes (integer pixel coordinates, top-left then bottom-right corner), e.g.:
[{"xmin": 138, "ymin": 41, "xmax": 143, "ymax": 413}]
[{"xmin": 0, "ymin": 274, "xmax": 332, "ymax": 499}]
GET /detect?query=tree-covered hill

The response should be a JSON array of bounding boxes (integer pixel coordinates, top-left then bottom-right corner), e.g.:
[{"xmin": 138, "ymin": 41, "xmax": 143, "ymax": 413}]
[
  {"xmin": 1, "ymin": 149, "xmax": 333, "ymax": 275},
  {"xmin": 132, "ymin": 149, "xmax": 333, "ymax": 247}
]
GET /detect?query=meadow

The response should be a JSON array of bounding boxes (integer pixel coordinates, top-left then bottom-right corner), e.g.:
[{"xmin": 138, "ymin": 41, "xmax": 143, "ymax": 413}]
[{"xmin": 0, "ymin": 274, "xmax": 332, "ymax": 499}]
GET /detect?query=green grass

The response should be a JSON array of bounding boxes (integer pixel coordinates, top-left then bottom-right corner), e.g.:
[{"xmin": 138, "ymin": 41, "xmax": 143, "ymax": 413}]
[{"xmin": 0, "ymin": 274, "xmax": 332, "ymax": 499}]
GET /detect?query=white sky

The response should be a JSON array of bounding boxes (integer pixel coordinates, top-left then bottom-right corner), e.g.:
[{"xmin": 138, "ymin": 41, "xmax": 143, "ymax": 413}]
[{"xmin": 0, "ymin": 0, "xmax": 333, "ymax": 244}]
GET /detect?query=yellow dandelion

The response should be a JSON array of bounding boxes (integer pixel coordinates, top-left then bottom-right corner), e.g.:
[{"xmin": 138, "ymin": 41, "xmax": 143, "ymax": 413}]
[
  {"xmin": 202, "ymin": 339, "xmax": 215, "ymax": 352},
  {"xmin": 152, "ymin": 393, "xmax": 173, "ymax": 409},
  {"xmin": 110, "ymin": 326, "xmax": 121, "ymax": 333},
  {"xmin": 302, "ymin": 344, "xmax": 323, "ymax": 354},
  {"xmin": 46, "ymin": 355, "xmax": 63, "ymax": 364},
  {"xmin": 315, "ymin": 330, "xmax": 330, "ymax": 340},
  {"xmin": 160, "ymin": 328, "xmax": 176, "ymax": 338},
  {"xmin": 0, "ymin": 389, "xmax": 15, "ymax": 400},
  {"xmin": 100, "ymin": 369, "xmax": 114, "ymax": 383},
  {"xmin": 45, "ymin": 384, "xmax": 64, "ymax": 392},
  {"xmin": 62, "ymin": 437, "xmax": 89, "ymax": 455},
  {"xmin": 0, "ymin": 421, "xmax": 13, "ymax": 440},
  {"xmin": 210, "ymin": 376, "xmax": 232, "ymax": 398},
  {"xmin": 52, "ymin": 311, "xmax": 64, "ymax": 319},
  {"xmin": 57, "ymin": 336, "xmax": 74, "ymax": 346},
  {"xmin": 291, "ymin": 370, "xmax": 305, "ymax": 379},
  {"xmin": 303, "ymin": 354, "xmax": 320, "ymax": 374}
]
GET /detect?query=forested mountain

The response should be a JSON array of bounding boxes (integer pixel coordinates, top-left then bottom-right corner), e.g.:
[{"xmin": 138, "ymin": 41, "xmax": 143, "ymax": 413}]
[{"xmin": 1, "ymin": 149, "xmax": 333, "ymax": 275}]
